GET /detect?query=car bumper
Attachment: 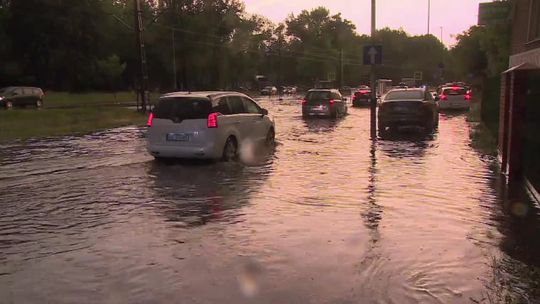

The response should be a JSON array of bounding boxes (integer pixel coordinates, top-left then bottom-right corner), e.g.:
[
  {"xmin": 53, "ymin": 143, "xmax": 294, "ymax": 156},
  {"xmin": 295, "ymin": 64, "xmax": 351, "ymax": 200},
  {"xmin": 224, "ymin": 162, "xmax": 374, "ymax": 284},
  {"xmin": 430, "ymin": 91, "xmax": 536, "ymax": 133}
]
[
  {"xmin": 303, "ymin": 107, "xmax": 332, "ymax": 117},
  {"xmin": 352, "ymin": 99, "xmax": 370, "ymax": 107},
  {"xmin": 147, "ymin": 142, "xmax": 222, "ymax": 159},
  {"xmin": 438, "ymin": 101, "xmax": 470, "ymax": 110},
  {"xmin": 379, "ymin": 114, "xmax": 431, "ymax": 127}
]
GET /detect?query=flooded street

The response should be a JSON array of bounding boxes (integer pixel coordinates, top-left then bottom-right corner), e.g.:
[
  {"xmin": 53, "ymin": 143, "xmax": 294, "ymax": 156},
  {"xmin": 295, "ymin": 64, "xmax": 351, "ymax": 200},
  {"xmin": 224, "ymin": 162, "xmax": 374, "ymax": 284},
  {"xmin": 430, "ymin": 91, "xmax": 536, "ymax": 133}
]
[{"xmin": 1, "ymin": 99, "xmax": 539, "ymax": 303}]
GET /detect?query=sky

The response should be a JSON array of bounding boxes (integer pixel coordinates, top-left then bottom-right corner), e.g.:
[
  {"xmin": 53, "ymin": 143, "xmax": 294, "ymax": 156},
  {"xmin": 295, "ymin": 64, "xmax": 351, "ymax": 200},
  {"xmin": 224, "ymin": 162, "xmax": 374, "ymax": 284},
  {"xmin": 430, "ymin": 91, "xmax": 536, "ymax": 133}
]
[{"xmin": 242, "ymin": 0, "xmax": 489, "ymax": 47}]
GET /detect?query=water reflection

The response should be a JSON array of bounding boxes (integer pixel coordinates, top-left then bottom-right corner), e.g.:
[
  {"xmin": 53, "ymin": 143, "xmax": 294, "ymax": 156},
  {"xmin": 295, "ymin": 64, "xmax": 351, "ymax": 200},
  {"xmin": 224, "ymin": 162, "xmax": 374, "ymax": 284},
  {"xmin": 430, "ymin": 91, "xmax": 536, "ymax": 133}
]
[
  {"xmin": 148, "ymin": 160, "xmax": 272, "ymax": 227},
  {"xmin": 302, "ymin": 117, "xmax": 341, "ymax": 133}
]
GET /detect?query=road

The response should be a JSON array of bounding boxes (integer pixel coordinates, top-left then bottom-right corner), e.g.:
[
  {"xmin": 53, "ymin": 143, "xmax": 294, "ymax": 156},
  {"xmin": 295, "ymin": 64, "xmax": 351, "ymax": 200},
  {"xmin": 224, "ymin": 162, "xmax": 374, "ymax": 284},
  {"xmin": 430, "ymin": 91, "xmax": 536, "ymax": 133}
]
[{"xmin": 1, "ymin": 97, "xmax": 539, "ymax": 303}]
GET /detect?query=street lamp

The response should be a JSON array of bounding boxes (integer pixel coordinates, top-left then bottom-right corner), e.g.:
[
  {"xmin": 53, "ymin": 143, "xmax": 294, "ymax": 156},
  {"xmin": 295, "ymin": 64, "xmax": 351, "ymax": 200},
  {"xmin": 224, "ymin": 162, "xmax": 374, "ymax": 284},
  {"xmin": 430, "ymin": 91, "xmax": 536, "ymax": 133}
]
[{"xmin": 427, "ymin": 0, "xmax": 431, "ymax": 35}]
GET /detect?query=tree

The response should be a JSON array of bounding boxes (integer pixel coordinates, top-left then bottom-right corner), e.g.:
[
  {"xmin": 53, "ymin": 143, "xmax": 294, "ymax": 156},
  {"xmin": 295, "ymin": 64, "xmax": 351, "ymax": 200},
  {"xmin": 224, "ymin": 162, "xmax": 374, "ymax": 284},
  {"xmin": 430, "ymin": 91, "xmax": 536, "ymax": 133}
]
[{"xmin": 97, "ymin": 55, "xmax": 127, "ymax": 99}]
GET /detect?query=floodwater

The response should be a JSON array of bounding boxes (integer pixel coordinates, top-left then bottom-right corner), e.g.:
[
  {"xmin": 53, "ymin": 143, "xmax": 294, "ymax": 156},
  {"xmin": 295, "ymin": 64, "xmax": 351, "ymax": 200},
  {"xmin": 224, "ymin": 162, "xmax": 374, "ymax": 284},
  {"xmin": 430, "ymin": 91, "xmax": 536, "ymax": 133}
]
[{"xmin": 1, "ymin": 98, "xmax": 539, "ymax": 303}]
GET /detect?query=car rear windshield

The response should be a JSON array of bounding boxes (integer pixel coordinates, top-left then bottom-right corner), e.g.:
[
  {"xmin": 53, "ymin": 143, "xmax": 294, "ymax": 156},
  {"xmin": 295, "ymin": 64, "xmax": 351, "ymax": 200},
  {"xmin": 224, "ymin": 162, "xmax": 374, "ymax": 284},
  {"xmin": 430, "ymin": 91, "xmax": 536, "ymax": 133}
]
[
  {"xmin": 443, "ymin": 88, "xmax": 467, "ymax": 95},
  {"xmin": 153, "ymin": 97, "xmax": 213, "ymax": 120},
  {"xmin": 355, "ymin": 90, "xmax": 371, "ymax": 96},
  {"xmin": 384, "ymin": 91, "xmax": 424, "ymax": 101},
  {"xmin": 306, "ymin": 91, "xmax": 331, "ymax": 100}
]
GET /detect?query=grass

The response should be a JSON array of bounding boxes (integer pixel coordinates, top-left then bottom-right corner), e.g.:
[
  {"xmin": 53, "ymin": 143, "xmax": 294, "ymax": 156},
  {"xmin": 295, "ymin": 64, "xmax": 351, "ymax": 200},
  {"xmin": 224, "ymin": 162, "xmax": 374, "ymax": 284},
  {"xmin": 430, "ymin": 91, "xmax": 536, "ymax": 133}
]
[
  {"xmin": 44, "ymin": 91, "xmax": 160, "ymax": 108},
  {"xmin": 0, "ymin": 107, "xmax": 146, "ymax": 142}
]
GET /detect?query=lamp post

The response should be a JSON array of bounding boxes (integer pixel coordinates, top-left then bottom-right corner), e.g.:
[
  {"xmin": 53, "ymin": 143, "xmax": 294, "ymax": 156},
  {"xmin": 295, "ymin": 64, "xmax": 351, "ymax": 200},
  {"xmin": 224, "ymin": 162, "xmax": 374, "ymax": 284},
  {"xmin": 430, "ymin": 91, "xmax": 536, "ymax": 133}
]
[
  {"xmin": 427, "ymin": 0, "xmax": 431, "ymax": 35},
  {"xmin": 370, "ymin": 0, "xmax": 377, "ymax": 139}
]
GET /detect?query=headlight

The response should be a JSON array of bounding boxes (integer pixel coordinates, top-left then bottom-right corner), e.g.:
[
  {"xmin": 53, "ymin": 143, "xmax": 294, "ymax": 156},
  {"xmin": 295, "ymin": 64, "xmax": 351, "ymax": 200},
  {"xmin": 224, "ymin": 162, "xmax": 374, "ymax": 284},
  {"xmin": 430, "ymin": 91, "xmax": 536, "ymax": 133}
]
[{"xmin": 0, "ymin": 96, "xmax": 4, "ymax": 101}]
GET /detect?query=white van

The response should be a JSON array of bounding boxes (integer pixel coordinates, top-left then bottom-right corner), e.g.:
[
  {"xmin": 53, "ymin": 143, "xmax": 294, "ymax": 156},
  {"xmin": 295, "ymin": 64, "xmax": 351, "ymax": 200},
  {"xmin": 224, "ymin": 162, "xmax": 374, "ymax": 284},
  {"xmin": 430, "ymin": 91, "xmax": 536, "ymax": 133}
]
[{"xmin": 147, "ymin": 91, "xmax": 275, "ymax": 161}]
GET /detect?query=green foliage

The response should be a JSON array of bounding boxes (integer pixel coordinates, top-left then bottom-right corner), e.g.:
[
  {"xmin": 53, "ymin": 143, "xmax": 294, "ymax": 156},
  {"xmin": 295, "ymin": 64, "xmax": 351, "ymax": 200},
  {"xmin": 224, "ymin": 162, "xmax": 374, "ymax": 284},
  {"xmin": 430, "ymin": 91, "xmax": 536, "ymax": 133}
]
[
  {"xmin": 96, "ymin": 55, "xmax": 127, "ymax": 92},
  {"xmin": 0, "ymin": 1, "xmax": 454, "ymax": 91}
]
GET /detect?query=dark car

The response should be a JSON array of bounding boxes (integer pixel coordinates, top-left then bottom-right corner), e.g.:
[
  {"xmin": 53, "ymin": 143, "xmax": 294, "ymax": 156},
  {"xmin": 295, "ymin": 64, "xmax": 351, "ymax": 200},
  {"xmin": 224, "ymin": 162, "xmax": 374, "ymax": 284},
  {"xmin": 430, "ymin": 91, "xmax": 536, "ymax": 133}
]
[
  {"xmin": 378, "ymin": 88, "xmax": 439, "ymax": 133},
  {"xmin": 302, "ymin": 89, "xmax": 348, "ymax": 118},
  {"xmin": 0, "ymin": 87, "xmax": 44, "ymax": 109},
  {"xmin": 352, "ymin": 89, "xmax": 372, "ymax": 107}
]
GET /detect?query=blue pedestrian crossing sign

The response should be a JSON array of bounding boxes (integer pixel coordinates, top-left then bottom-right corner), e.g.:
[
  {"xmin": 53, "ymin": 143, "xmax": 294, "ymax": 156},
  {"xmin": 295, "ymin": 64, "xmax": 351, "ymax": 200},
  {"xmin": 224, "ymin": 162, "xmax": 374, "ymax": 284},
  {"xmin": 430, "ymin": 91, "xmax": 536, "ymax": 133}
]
[{"xmin": 363, "ymin": 45, "xmax": 382, "ymax": 65}]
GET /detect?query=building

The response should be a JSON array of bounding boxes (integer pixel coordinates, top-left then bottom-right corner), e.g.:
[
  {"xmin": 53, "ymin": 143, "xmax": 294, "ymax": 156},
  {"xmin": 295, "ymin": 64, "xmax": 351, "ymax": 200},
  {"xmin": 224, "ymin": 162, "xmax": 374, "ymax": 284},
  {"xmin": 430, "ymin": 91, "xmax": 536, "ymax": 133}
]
[{"xmin": 499, "ymin": 0, "xmax": 540, "ymax": 200}]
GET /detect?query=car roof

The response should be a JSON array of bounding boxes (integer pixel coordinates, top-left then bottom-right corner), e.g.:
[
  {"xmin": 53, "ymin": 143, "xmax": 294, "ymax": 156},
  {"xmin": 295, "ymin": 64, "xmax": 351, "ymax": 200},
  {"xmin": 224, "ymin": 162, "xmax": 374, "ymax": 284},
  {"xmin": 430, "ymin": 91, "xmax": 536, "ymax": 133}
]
[
  {"xmin": 159, "ymin": 91, "xmax": 248, "ymax": 100},
  {"xmin": 387, "ymin": 88, "xmax": 424, "ymax": 93},
  {"xmin": 307, "ymin": 89, "xmax": 338, "ymax": 92}
]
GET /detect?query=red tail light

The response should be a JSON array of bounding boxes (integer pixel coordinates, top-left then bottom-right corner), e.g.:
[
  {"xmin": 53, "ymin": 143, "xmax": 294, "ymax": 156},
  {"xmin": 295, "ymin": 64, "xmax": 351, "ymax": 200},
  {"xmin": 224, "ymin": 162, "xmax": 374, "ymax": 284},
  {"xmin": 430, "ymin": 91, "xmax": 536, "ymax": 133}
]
[
  {"xmin": 329, "ymin": 99, "xmax": 336, "ymax": 106},
  {"xmin": 352, "ymin": 95, "xmax": 357, "ymax": 101},
  {"xmin": 359, "ymin": 90, "xmax": 370, "ymax": 94},
  {"xmin": 440, "ymin": 94, "xmax": 448, "ymax": 101},
  {"xmin": 301, "ymin": 99, "xmax": 307, "ymax": 105},
  {"xmin": 207, "ymin": 112, "xmax": 220, "ymax": 128},
  {"xmin": 146, "ymin": 112, "xmax": 154, "ymax": 127},
  {"xmin": 465, "ymin": 94, "xmax": 471, "ymax": 101}
]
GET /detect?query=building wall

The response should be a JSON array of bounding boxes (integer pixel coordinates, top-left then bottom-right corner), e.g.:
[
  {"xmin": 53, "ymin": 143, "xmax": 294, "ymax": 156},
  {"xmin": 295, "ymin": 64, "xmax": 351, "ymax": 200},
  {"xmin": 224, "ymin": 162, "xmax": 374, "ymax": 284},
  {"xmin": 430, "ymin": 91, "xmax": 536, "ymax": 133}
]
[{"xmin": 511, "ymin": 0, "xmax": 540, "ymax": 55}]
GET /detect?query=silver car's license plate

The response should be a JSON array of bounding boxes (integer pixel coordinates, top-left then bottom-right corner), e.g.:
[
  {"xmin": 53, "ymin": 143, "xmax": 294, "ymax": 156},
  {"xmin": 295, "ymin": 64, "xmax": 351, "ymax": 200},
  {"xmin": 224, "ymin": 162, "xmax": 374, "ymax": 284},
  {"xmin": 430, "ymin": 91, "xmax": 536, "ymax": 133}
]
[{"xmin": 166, "ymin": 133, "xmax": 189, "ymax": 141}]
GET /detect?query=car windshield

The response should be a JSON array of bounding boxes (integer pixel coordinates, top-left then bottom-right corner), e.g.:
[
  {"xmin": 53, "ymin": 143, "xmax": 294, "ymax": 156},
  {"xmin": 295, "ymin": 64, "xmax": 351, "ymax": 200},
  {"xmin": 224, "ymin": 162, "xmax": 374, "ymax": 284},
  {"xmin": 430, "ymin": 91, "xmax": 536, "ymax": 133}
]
[
  {"xmin": 384, "ymin": 90, "xmax": 424, "ymax": 100},
  {"xmin": 443, "ymin": 88, "xmax": 468, "ymax": 95},
  {"xmin": 0, "ymin": 87, "xmax": 12, "ymax": 95},
  {"xmin": 153, "ymin": 97, "xmax": 213, "ymax": 120},
  {"xmin": 306, "ymin": 91, "xmax": 331, "ymax": 99}
]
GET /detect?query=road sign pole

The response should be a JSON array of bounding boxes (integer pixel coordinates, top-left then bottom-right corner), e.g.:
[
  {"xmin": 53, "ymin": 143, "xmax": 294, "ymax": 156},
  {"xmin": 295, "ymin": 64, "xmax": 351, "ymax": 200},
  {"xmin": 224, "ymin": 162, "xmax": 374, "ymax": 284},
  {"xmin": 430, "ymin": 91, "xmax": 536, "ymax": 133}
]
[{"xmin": 370, "ymin": 0, "xmax": 377, "ymax": 139}]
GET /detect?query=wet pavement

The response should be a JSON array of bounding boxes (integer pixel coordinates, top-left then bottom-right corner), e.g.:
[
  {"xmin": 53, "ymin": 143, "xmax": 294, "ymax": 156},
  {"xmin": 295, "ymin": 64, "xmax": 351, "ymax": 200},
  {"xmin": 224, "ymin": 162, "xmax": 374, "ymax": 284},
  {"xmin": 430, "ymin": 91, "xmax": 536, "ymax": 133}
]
[{"xmin": 1, "ymin": 98, "xmax": 540, "ymax": 303}]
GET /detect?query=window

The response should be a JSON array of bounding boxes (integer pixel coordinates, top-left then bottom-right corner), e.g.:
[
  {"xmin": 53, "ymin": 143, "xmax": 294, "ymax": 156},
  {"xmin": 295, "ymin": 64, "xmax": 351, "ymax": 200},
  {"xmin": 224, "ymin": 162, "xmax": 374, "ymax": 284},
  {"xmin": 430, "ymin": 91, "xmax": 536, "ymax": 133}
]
[
  {"xmin": 242, "ymin": 97, "xmax": 261, "ymax": 114},
  {"xmin": 384, "ymin": 90, "xmax": 424, "ymax": 100},
  {"xmin": 153, "ymin": 97, "xmax": 212, "ymax": 120},
  {"xmin": 442, "ymin": 88, "xmax": 467, "ymax": 96},
  {"xmin": 13, "ymin": 88, "xmax": 23, "ymax": 96},
  {"xmin": 305, "ymin": 91, "xmax": 331, "ymax": 100},
  {"xmin": 529, "ymin": 0, "xmax": 540, "ymax": 40},
  {"xmin": 226, "ymin": 96, "xmax": 245, "ymax": 114},
  {"xmin": 213, "ymin": 98, "xmax": 231, "ymax": 115}
]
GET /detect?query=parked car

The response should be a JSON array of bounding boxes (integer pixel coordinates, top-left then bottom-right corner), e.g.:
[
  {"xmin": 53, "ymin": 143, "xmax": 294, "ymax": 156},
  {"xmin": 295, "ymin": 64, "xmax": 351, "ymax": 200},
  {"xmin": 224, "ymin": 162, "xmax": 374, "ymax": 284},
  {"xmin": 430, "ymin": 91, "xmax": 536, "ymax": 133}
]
[
  {"xmin": 437, "ymin": 86, "xmax": 471, "ymax": 110},
  {"xmin": 283, "ymin": 86, "xmax": 297, "ymax": 95},
  {"xmin": 146, "ymin": 91, "xmax": 275, "ymax": 161},
  {"xmin": 260, "ymin": 86, "xmax": 277, "ymax": 96},
  {"xmin": 378, "ymin": 88, "xmax": 439, "ymax": 133},
  {"xmin": 301, "ymin": 89, "xmax": 348, "ymax": 118},
  {"xmin": 352, "ymin": 89, "xmax": 372, "ymax": 107},
  {"xmin": 0, "ymin": 86, "xmax": 44, "ymax": 109},
  {"xmin": 339, "ymin": 86, "xmax": 352, "ymax": 97}
]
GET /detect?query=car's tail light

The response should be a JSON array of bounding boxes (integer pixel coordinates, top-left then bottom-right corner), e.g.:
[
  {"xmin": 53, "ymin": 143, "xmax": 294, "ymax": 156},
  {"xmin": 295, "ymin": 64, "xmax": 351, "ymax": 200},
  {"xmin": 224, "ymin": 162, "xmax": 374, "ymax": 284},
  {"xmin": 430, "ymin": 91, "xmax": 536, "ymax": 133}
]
[
  {"xmin": 440, "ymin": 94, "xmax": 448, "ymax": 101},
  {"xmin": 329, "ymin": 99, "xmax": 336, "ymax": 106},
  {"xmin": 301, "ymin": 99, "xmax": 307, "ymax": 105},
  {"xmin": 146, "ymin": 112, "xmax": 154, "ymax": 127},
  {"xmin": 207, "ymin": 112, "xmax": 220, "ymax": 128},
  {"xmin": 359, "ymin": 90, "xmax": 370, "ymax": 95},
  {"xmin": 352, "ymin": 95, "xmax": 357, "ymax": 101},
  {"xmin": 465, "ymin": 94, "xmax": 471, "ymax": 101}
]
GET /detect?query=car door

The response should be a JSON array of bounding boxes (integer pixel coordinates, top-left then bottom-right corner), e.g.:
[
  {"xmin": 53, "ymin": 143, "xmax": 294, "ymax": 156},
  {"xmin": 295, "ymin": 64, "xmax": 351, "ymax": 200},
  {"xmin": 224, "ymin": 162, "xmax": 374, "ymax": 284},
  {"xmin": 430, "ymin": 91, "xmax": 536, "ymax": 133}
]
[
  {"xmin": 225, "ymin": 95, "xmax": 251, "ymax": 143},
  {"xmin": 11, "ymin": 88, "xmax": 24, "ymax": 105},
  {"xmin": 333, "ymin": 91, "xmax": 346, "ymax": 115},
  {"xmin": 22, "ymin": 88, "xmax": 34, "ymax": 105},
  {"xmin": 242, "ymin": 96, "xmax": 268, "ymax": 142}
]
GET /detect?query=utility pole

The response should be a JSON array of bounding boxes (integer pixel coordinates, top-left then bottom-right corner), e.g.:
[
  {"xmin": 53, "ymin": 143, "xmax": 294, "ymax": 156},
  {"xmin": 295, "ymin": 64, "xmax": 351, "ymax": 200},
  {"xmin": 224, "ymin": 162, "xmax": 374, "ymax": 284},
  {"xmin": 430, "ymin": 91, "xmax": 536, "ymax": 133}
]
[
  {"xmin": 439, "ymin": 26, "xmax": 443, "ymax": 44},
  {"xmin": 427, "ymin": 0, "xmax": 431, "ymax": 35},
  {"xmin": 339, "ymin": 48, "xmax": 344, "ymax": 89},
  {"xmin": 134, "ymin": 0, "xmax": 148, "ymax": 112},
  {"xmin": 172, "ymin": 29, "xmax": 177, "ymax": 90},
  {"xmin": 370, "ymin": 0, "xmax": 377, "ymax": 139}
]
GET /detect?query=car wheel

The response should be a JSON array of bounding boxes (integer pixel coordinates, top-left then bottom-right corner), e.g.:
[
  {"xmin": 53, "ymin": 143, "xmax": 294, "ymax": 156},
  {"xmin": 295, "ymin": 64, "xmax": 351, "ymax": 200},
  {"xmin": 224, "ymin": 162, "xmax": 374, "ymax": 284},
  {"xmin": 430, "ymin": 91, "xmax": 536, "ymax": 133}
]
[
  {"xmin": 5, "ymin": 101, "xmax": 13, "ymax": 109},
  {"xmin": 36, "ymin": 99, "xmax": 43, "ymax": 108},
  {"xmin": 265, "ymin": 128, "xmax": 275, "ymax": 146},
  {"xmin": 222, "ymin": 137, "xmax": 238, "ymax": 162}
]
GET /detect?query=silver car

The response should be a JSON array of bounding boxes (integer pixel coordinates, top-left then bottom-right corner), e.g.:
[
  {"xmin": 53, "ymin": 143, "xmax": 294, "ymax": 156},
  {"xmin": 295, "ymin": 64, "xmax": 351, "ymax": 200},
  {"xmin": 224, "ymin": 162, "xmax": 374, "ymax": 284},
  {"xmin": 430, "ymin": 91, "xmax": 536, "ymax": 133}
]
[
  {"xmin": 147, "ymin": 91, "xmax": 275, "ymax": 161},
  {"xmin": 437, "ymin": 86, "xmax": 471, "ymax": 110}
]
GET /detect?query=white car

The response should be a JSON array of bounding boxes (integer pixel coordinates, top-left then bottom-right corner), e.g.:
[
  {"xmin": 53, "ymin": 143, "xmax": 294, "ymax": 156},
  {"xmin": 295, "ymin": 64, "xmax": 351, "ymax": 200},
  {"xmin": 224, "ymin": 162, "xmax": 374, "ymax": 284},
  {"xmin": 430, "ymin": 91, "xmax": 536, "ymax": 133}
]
[
  {"xmin": 147, "ymin": 91, "xmax": 275, "ymax": 160},
  {"xmin": 437, "ymin": 86, "xmax": 471, "ymax": 110}
]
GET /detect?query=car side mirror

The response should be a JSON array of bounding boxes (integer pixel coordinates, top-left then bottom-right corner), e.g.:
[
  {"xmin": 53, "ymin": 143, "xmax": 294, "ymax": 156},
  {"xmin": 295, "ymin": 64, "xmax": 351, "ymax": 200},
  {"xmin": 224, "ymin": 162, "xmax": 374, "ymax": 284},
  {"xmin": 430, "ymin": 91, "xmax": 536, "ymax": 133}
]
[
  {"xmin": 342, "ymin": 97, "xmax": 348, "ymax": 102},
  {"xmin": 261, "ymin": 108, "xmax": 268, "ymax": 116}
]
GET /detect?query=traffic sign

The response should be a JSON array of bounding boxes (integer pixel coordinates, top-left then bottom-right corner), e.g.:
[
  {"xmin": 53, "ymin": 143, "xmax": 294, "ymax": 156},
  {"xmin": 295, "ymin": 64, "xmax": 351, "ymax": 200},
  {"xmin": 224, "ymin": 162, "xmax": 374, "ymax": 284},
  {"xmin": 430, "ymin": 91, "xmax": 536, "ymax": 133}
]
[
  {"xmin": 413, "ymin": 71, "xmax": 423, "ymax": 81},
  {"xmin": 363, "ymin": 45, "xmax": 382, "ymax": 65}
]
